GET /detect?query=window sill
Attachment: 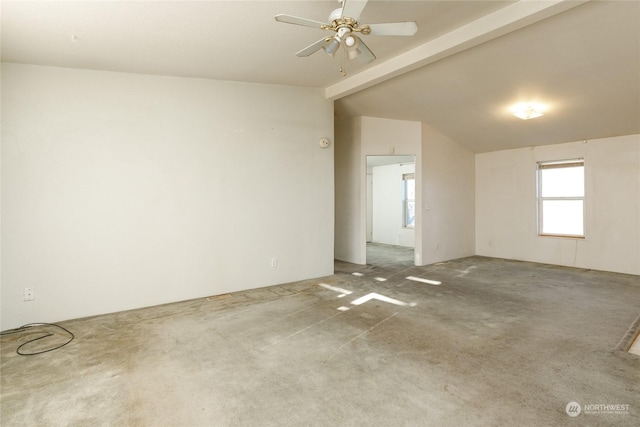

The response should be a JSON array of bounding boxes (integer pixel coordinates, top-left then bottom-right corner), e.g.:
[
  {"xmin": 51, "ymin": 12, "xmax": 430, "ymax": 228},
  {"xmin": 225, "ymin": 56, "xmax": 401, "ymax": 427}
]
[{"xmin": 538, "ymin": 234, "xmax": 585, "ymax": 239}]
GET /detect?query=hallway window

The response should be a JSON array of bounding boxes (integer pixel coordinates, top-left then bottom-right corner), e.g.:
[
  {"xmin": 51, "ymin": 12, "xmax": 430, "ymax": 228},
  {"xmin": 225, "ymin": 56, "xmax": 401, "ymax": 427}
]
[
  {"xmin": 403, "ymin": 173, "xmax": 415, "ymax": 228},
  {"xmin": 537, "ymin": 159, "xmax": 585, "ymax": 237}
]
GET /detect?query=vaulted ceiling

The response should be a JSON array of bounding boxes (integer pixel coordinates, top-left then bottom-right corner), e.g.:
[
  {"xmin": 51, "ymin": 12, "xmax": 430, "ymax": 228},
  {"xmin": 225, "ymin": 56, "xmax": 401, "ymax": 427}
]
[{"xmin": 2, "ymin": 0, "xmax": 638, "ymax": 153}]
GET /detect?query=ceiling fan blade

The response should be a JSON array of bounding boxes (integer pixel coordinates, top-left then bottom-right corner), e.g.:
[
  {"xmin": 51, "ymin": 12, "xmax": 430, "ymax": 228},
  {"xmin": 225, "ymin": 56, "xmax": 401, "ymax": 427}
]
[
  {"xmin": 275, "ymin": 14, "xmax": 327, "ymax": 29},
  {"xmin": 296, "ymin": 38, "xmax": 330, "ymax": 57},
  {"xmin": 356, "ymin": 38, "xmax": 376, "ymax": 64},
  {"xmin": 341, "ymin": 0, "xmax": 369, "ymax": 21},
  {"xmin": 367, "ymin": 22, "xmax": 418, "ymax": 36}
]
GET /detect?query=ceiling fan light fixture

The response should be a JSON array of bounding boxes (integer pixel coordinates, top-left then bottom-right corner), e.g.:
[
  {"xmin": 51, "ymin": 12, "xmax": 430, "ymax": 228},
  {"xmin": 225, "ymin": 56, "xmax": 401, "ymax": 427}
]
[
  {"xmin": 323, "ymin": 35, "xmax": 342, "ymax": 57},
  {"xmin": 275, "ymin": 0, "xmax": 419, "ymax": 70},
  {"xmin": 343, "ymin": 34, "xmax": 362, "ymax": 61},
  {"xmin": 344, "ymin": 34, "xmax": 357, "ymax": 47}
]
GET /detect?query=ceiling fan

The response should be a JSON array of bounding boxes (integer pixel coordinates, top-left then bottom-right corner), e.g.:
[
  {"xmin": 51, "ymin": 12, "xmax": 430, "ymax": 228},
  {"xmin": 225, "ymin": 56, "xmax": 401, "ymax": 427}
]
[{"xmin": 275, "ymin": 0, "xmax": 418, "ymax": 69}]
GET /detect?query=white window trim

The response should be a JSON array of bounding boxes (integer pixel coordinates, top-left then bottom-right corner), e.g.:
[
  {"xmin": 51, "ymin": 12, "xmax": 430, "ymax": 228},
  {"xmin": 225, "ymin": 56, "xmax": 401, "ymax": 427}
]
[
  {"xmin": 536, "ymin": 158, "xmax": 586, "ymax": 239},
  {"xmin": 403, "ymin": 173, "xmax": 415, "ymax": 229}
]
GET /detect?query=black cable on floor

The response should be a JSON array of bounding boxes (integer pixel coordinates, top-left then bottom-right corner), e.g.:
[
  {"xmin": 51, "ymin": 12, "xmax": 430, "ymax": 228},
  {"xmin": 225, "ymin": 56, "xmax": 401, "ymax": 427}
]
[{"xmin": 0, "ymin": 323, "xmax": 74, "ymax": 356}]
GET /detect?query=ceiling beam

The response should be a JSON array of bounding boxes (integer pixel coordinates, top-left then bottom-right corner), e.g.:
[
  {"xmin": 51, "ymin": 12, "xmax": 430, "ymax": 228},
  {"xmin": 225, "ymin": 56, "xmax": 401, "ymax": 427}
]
[{"xmin": 325, "ymin": 0, "xmax": 589, "ymax": 100}]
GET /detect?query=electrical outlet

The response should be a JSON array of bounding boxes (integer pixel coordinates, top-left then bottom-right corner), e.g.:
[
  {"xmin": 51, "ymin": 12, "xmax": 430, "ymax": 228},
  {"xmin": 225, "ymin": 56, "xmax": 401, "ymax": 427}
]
[
  {"xmin": 24, "ymin": 288, "xmax": 35, "ymax": 301},
  {"xmin": 271, "ymin": 258, "xmax": 278, "ymax": 268}
]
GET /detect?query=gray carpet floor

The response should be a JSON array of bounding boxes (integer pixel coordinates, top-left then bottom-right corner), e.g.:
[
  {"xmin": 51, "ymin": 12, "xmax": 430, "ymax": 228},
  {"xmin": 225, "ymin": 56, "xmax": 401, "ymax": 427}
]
[{"xmin": 2, "ymin": 250, "xmax": 639, "ymax": 426}]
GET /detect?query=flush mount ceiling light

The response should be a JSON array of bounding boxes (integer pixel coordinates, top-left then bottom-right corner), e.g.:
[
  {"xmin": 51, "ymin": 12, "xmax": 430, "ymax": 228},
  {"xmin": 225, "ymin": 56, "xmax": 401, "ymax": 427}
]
[{"xmin": 511, "ymin": 103, "xmax": 546, "ymax": 120}]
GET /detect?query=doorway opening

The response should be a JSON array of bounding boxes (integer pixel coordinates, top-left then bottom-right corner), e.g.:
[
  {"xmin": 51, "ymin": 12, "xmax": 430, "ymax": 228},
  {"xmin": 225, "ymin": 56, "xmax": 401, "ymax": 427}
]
[{"xmin": 366, "ymin": 155, "xmax": 416, "ymax": 267}]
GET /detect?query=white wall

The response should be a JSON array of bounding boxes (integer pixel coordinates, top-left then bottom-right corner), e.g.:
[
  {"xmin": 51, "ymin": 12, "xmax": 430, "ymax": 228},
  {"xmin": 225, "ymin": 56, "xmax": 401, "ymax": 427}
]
[
  {"xmin": 334, "ymin": 117, "xmax": 362, "ymax": 263},
  {"xmin": 1, "ymin": 63, "xmax": 334, "ymax": 330},
  {"xmin": 476, "ymin": 135, "xmax": 640, "ymax": 275},
  {"xmin": 366, "ymin": 174, "xmax": 373, "ymax": 242},
  {"xmin": 335, "ymin": 117, "xmax": 477, "ymax": 266},
  {"xmin": 334, "ymin": 117, "xmax": 422, "ymax": 264},
  {"xmin": 372, "ymin": 163, "xmax": 415, "ymax": 247},
  {"xmin": 360, "ymin": 118, "xmax": 423, "ymax": 264},
  {"xmin": 421, "ymin": 124, "xmax": 476, "ymax": 264}
]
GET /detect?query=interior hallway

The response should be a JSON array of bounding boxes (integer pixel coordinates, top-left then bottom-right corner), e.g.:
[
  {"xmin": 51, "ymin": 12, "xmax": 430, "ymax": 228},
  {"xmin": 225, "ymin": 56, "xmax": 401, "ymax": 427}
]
[
  {"xmin": 2, "ymin": 250, "xmax": 639, "ymax": 426},
  {"xmin": 366, "ymin": 242, "xmax": 414, "ymax": 268}
]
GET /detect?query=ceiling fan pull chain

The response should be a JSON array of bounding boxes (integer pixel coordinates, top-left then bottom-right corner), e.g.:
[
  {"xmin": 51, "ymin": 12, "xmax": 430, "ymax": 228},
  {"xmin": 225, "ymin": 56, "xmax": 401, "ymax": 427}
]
[{"xmin": 340, "ymin": 44, "xmax": 348, "ymax": 76}]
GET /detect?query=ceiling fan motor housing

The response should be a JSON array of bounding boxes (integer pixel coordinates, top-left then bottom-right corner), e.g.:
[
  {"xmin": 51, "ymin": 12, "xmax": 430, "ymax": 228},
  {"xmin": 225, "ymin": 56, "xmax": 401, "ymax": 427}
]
[
  {"xmin": 329, "ymin": 8, "xmax": 343, "ymax": 23},
  {"xmin": 324, "ymin": 9, "xmax": 371, "ymax": 36}
]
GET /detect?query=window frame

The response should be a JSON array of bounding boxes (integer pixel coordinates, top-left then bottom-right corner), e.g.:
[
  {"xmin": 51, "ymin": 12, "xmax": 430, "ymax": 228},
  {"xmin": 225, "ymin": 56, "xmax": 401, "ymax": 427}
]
[
  {"xmin": 402, "ymin": 173, "xmax": 415, "ymax": 229},
  {"xmin": 536, "ymin": 158, "xmax": 586, "ymax": 239}
]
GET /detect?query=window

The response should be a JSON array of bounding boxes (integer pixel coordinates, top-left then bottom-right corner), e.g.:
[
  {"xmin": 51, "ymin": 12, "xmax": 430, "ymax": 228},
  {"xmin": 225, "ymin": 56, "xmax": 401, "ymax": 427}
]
[
  {"xmin": 403, "ymin": 173, "xmax": 415, "ymax": 228},
  {"xmin": 537, "ymin": 159, "xmax": 585, "ymax": 237}
]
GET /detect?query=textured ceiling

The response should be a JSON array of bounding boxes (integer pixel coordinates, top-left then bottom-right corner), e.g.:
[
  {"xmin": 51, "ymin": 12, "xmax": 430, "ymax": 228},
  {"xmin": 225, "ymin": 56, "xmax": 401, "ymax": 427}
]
[
  {"xmin": 1, "ymin": 0, "xmax": 512, "ymax": 87},
  {"xmin": 335, "ymin": 0, "xmax": 640, "ymax": 152},
  {"xmin": 2, "ymin": 0, "xmax": 638, "ymax": 153}
]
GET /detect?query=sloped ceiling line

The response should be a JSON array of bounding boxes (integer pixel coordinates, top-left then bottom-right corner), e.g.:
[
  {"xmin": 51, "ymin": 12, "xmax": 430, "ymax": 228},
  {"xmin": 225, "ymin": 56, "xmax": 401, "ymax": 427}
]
[{"xmin": 325, "ymin": 0, "xmax": 588, "ymax": 100}]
